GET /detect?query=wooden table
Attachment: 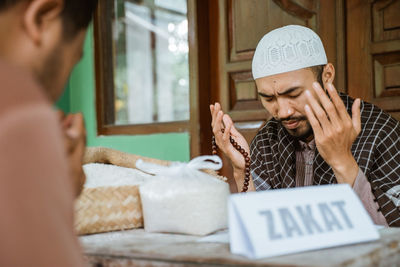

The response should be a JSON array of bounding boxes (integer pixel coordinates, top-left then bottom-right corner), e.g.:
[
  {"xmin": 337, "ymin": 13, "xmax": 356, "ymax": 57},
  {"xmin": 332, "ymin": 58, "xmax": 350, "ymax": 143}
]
[{"xmin": 80, "ymin": 228, "xmax": 400, "ymax": 267}]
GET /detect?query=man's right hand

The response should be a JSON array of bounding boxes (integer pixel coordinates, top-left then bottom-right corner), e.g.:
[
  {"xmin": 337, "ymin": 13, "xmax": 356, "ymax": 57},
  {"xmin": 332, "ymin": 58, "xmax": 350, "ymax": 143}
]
[
  {"xmin": 210, "ymin": 103, "xmax": 255, "ymax": 192},
  {"xmin": 210, "ymin": 103, "xmax": 250, "ymax": 171},
  {"xmin": 57, "ymin": 111, "xmax": 87, "ymax": 197}
]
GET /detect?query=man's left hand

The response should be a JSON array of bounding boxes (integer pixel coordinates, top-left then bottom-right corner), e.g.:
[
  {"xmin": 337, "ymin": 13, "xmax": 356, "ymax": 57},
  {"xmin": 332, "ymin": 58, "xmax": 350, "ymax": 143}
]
[{"xmin": 304, "ymin": 82, "xmax": 361, "ymax": 185}]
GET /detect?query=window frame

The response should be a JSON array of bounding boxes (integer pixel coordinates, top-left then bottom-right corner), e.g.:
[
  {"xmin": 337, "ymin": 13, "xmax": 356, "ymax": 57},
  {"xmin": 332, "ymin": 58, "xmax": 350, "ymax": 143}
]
[{"xmin": 93, "ymin": 0, "xmax": 199, "ymax": 149}]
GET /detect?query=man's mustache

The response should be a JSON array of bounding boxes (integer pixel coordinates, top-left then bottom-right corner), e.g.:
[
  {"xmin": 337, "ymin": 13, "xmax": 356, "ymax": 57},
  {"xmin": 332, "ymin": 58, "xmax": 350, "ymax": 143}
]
[{"xmin": 276, "ymin": 116, "xmax": 307, "ymax": 123}]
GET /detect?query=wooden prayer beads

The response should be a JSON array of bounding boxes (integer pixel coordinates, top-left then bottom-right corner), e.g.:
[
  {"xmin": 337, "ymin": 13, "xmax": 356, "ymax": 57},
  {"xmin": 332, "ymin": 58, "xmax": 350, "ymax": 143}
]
[{"xmin": 212, "ymin": 129, "xmax": 250, "ymax": 192}]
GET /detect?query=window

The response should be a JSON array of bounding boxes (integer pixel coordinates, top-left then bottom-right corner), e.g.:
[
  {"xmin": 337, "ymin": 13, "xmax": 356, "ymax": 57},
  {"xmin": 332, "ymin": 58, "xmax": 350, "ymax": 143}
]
[{"xmin": 94, "ymin": 0, "xmax": 196, "ymax": 135}]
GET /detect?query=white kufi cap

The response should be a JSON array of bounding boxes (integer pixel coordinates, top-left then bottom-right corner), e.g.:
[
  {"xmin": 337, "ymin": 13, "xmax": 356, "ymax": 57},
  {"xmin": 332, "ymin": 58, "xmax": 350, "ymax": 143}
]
[{"xmin": 252, "ymin": 25, "xmax": 327, "ymax": 80}]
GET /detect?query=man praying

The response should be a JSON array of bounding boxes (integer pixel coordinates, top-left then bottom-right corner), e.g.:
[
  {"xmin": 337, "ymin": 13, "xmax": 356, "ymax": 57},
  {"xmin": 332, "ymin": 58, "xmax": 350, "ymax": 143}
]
[{"xmin": 210, "ymin": 25, "xmax": 400, "ymax": 227}]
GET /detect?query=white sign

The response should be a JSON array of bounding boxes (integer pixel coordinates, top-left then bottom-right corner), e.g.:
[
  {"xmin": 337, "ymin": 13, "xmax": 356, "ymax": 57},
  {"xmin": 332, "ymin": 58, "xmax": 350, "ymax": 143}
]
[{"xmin": 228, "ymin": 184, "xmax": 379, "ymax": 259}]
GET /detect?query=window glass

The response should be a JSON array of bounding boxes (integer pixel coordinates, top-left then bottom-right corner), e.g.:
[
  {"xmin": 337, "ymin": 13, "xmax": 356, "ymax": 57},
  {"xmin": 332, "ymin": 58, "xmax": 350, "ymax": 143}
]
[{"xmin": 113, "ymin": 0, "xmax": 189, "ymax": 125}]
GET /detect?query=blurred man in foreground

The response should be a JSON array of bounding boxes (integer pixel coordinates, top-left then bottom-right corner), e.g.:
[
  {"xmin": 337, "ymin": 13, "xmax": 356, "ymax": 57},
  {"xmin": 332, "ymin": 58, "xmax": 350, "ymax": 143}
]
[{"xmin": 0, "ymin": 0, "xmax": 97, "ymax": 266}]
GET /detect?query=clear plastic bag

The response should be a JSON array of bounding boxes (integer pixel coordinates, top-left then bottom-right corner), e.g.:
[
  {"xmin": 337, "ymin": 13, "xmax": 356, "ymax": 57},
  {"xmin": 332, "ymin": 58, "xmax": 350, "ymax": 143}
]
[{"xmin": 136, "ymin": 156, "xmax": 229, "ymax": 236}]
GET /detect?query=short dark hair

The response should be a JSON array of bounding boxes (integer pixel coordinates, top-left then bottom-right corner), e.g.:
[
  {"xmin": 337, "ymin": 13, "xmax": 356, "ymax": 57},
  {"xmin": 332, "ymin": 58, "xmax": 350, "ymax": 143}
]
[
  {"xmin": 0, "ymin": 0, "xmax": 98, "ymax": 39},
  {"xmin": 309, "ymin": 64, "xmax": 325, "ymax": 87}
]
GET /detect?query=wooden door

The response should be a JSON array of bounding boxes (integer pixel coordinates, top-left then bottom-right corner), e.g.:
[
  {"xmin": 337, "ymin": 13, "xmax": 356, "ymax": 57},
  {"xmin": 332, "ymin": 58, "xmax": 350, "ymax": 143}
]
[
  {"xmin": 199, "ymin": 0, "xmax": 346, "ymax": 192},
  {"xmin": 347, "ymin": 0, "xmax": 400, "ymax": 121}
]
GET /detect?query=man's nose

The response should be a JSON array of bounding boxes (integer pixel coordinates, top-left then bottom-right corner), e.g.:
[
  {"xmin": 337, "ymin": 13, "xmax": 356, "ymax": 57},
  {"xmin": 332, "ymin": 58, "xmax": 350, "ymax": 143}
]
[{"xmin": 276, "ymin": 99, "xmax": 294, "ymax": 119}]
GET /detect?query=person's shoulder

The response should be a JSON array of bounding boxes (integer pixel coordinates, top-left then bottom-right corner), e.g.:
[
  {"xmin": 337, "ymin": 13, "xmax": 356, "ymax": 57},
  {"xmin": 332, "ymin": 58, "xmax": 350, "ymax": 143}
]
[
  {"xmin": 251, "ymin": 119, "xmax": 279, "ymax": 148},
  {"xmin": 0, "ymin": 60, "xmax": 49, "ymax": 117},
  {"xmin": 359, "ymin": 99, "xmax": 399, "ymax": 132},
  {"xmin": 340, "ymin": 92, "xmax": 400, "ymax": 138}
]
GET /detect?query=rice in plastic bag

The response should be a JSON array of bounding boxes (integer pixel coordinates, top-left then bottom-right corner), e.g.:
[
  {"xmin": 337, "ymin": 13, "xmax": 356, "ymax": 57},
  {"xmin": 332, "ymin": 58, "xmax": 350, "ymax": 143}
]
[{"xmin": 136, "ymin": 156, "xmax": 229, "ymax": 236}]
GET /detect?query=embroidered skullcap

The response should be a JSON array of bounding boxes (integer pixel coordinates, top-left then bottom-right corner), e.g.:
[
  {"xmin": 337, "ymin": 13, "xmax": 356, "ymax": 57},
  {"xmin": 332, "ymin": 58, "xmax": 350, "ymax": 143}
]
[{"xmin": 252, "ymin": 25, "xmax": 327, "ymax": 80}]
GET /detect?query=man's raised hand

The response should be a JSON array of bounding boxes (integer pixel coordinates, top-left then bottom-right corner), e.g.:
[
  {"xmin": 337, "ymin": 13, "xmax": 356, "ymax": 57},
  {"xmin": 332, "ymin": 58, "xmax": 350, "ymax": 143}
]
[
  {"xmin": 210, "ymin": 103, "xmax": 249, "ymax": 171},
  {"xmin": 304, "ymin": 82, "xmax": 361, "ymax": 185}
]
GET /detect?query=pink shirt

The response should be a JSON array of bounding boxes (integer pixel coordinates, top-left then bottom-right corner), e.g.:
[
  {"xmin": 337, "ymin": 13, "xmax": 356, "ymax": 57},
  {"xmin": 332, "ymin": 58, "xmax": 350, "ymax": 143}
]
[
  {"xmin": 295, "ymin": 139, "xmax": 388, "ymax": 226},
  {"xmin": 0, "ymin": 61, "xmax": 86, "ymax": 267}
]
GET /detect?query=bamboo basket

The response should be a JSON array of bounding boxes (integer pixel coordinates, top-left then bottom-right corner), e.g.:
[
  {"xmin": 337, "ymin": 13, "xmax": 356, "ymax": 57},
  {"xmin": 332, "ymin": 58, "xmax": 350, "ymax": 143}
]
[
  {"xmin": 75, "ymin": 185, "xmax": 143, "ymax": 235},
  {"xmin": 75, "ymin": 147, "xmax": 170, "ymax": 235},
  {"xmin": 75, "ymin": 147, "xmax": 226, "ymax": 235}
]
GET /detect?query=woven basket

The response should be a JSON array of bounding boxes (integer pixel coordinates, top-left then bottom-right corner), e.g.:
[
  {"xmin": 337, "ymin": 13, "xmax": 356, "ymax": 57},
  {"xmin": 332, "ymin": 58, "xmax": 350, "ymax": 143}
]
[
  {"xmin": 75, "ymin": 185, "xmax": 143, "ymax": 235},
  {"xmin": 75, "ymin": 147, "xmax": 167, "ymax": 235},
  {"xmin": 75, "ymin": 147, "xmax": 226, "ymax": 235}
]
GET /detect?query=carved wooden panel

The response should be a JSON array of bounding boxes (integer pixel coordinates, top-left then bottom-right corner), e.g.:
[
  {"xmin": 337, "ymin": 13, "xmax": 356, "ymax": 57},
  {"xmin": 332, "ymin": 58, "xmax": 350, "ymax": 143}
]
[
  {"xmin": 373, "ymin": 52, "xmax": 400, "ymax": 120},
  {"xmin": 372, "ymin": 0, "xmax": 400, "ymax": 42},
  {"xmin": 374, "ymin": 52, "xmax": 400, "ymax": 99},
  {"xmin": 347, "ymin": 0, "xmax": 400, "ymax": 121},
  {"xmin": 229, "ymin": 71, "xmax": 263, "ymax": 112},
  {"xmin": 228, "ymin": 0, "xmax": 318, "ymax": 62}
]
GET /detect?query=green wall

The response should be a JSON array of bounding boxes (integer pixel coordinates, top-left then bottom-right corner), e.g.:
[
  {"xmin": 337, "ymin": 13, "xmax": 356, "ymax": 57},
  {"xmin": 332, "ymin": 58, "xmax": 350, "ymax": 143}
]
[
  {"xmin": 55, "ymin": 82, "xmax": 71, "ymax": 113},
  {"xmin": 57, "ymin": 26, "xmax": 190, "ymax": 162}
]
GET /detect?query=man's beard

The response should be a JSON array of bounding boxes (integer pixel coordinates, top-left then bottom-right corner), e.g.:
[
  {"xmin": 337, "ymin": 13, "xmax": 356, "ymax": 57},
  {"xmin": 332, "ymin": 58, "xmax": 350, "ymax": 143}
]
[{"xmin": 277, "ymin": 116, "xmax": 314, "ymax": 141}]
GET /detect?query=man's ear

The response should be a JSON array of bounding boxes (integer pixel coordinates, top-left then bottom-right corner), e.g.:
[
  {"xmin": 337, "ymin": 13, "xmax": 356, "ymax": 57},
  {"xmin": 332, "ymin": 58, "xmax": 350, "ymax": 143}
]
[
  {"xmin": 23, "ymin": 0, "xmax": 63, "ymax": 45},
  {"xmin": 322, "ymin": 63, "xmax": 335, "ymax": 86}
]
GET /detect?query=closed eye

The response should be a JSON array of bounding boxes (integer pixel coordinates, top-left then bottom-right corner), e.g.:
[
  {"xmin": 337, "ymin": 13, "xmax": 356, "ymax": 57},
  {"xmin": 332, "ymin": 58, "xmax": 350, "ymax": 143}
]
[
  {"xmin": 288, "ymin": 93, "xmax": 301, "ymax": 99},
  {"xmin": 258, "ymin": 92, "xmax": 274, "ymax": 102}
]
